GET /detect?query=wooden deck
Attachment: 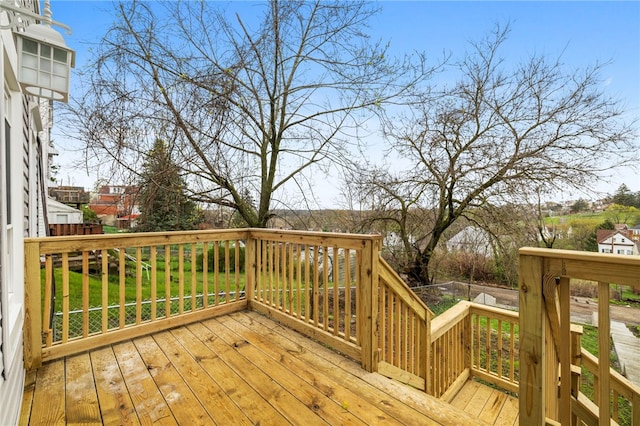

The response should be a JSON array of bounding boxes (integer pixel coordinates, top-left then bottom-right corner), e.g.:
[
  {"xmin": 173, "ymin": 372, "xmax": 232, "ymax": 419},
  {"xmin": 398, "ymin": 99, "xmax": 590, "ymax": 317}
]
[
  {"xmin": 450, "ymin": 381, "xmax": 519, "ymax": 425},
  {"xmin": 20, "ymin": 310, "xmax": 494, "ymax": 425}
]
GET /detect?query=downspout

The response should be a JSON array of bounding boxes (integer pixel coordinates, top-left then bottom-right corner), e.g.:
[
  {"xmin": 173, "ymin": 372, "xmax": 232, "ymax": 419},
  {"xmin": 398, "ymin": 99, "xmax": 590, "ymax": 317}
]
[{"xmin": 36, "ymin": 135, "xmax": 55, "ymax": 331}]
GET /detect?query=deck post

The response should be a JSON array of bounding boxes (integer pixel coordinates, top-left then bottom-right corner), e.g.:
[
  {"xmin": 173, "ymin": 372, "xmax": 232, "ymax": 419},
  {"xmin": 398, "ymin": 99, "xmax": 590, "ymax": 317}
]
[
  {"xmin": 518, "ymin": 252, "xmax": 545, "ymax": 425},
  {"xmin": 360, "ymin": 237, "xmax": 380, "ymax": 372},
  {"xmin": 23, "ymin": 240, "xmax": 42, "ymax": 370}
]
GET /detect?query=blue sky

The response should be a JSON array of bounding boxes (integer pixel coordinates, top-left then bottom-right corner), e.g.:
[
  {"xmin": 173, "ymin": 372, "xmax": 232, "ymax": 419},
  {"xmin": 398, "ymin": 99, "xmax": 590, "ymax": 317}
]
[{"xmin": 50, "ymin": 1, "xmax": 639, "ymax": 202}]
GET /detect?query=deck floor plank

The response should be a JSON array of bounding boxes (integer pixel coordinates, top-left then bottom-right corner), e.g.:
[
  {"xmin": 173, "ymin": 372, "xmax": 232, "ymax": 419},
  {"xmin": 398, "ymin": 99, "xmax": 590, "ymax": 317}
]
[
  {"xmin": 210, "ymin": 316, "xmax": 378, "ymax": 425},
  {"xmin": 219, "ymin": 312, "xmax": 419, "ymax": 425},
  {"xmin": 478, "ymin": 389, "xmax": 508, "ymax": 424},
  {"xmin": 64, "ymin": 353, "xmax": 102, "ymax": 425},
  {"xmin": 22, "ymin": 311, "xmax": 515, "ymax": 425},
  {"xmin": 19, "ymin": 369, "xmax": 37, "ymax": 425},
  {"xmin": 193, "ymin": 319, "xmax": 329, "ymax": 426},
  {"xmin": 449, "ymin": 380, "xmax": 482, "ymax": 410},
  {"xmin": 236, "ymin": 310, "xmax": 480, "ymax": 425},
  {"xmin": 461, "ymin": 381, "xmax": 493, "ymax": 416},
  {"xmin": 494, "ymin": 395, "xmax": 519, "ymax": 426},
  {"xmin": 132, "ymin": 335, "xmax": 212, "ymax": 425},
  {"xmin": 450, "ymin": 380, "xmax": 520, "ymax": 426},
  {"xmin": 29, "ymin": 359, "xmax": 66, "ymax": 425},
  {"xmin": 170, "ymin": 325, "xmax": 292, "ymax": 425},
  {"xmin": 90, "ymin": 347, "xmax": 140, "ymax": 426},
  {"xmin": 111, "ymin": 341, "xmax": 177, "ymax": 425},
  {"xmin": 151, "ymin": 330, "xmax": 254, "ymax": 426}
]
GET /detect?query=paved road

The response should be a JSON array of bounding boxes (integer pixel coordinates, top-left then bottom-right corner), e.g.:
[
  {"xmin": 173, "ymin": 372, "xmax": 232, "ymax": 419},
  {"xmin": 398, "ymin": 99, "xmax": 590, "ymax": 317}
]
[
  {"xmin": 570, "ymin": 297, "xmax": 640, "ymax": 326},
  {"xmin": 436, "ymin": 282, "xmax": 640, "ymax": 327}
]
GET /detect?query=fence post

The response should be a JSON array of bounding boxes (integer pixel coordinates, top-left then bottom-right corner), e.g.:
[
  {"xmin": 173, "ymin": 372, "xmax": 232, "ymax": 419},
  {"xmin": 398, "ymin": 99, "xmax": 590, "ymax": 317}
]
[
  {"xmin": 519, "ymin": 252, "xmax": 545, "ymax": 425},
  {"xmin": 23, "ymin": 240, "xmax": 42, "ymax": 370},
  {"xmin": 359, "ymin": 237, "xmax": 380, "ymax": 372}
]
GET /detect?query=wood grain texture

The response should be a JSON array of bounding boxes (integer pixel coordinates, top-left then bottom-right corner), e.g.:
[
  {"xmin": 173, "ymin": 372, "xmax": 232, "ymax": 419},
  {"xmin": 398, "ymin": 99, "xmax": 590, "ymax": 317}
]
[{"xmin": 21, "ymin": 311, "xmax": 496, "ymax": 425}]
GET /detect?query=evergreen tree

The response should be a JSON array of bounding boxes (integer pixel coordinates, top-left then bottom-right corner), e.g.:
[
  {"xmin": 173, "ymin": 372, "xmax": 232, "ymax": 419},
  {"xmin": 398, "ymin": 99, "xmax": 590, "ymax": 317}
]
[
  {"xmin": 136, "ymin": 139, "xmax": 201, "ymax": 232},
  {"xmin": 612, "ymin": 184, "xmax": 636, "ymax": 207}
]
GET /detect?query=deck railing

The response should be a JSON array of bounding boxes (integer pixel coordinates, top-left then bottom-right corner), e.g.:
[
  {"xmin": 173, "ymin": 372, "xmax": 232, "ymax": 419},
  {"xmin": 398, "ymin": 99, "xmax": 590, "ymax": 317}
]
[
  {"xmin": 24, "ymin": 229, "xmax": 251, "ymax": 368},
  {"xmin": 519, "ymin": 248, "xmax": 640, "ymax": 425},
  {"xmin": 24, "ymin": 228, "xmax": 432, "ymax": 390},
  {"xmin": 429, "ymin": 301, "xmax": 519, "ymax": 400},
  {"xmin": 246, "ymin": 230, "xmax": 378, "ymax": 367},
  {"xmin": 377, "ymin": 258, "xmax": 434, "ymax": 392}
]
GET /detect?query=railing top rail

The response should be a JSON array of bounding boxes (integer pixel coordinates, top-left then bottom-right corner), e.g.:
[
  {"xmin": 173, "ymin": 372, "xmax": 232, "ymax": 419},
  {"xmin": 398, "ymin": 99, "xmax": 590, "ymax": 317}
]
[
  {"xmin": 519, "ymin": 247, "xmax": 640, "ymax": 288},
  {"xmin": 430, "ymin": 301, "xmax": 471, "ymax": 342},
  {"xmin": 519, "ymin": 247, "xmax": 640, "ymax": 267},
  {"xmin": 468, "ymin": 302, "xmax": 519, "ymax": 321},
  {"xmin": 378, "ymin": 256, "xmax": 433, "ymax": 321},
  {"xmin": 26, "ymin": 229, "xmax": 252, "ymax": 253},
  {"xmin": 26, "ymin": 228, "xmax": 384, "ymax": 254},
  {"xmin": 248, "ymin": 228, "xmax": 383, "ymax": 248}
]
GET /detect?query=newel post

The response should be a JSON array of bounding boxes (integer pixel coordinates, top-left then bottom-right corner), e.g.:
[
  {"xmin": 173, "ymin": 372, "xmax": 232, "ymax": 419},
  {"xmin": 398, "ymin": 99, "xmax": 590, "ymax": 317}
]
[
  {"xmin": 23, "ymin": 240, "xmax": 42, "ymax": 370},
  {"xmin": 518, "ymin": 252, "xmax": 545, "ymax": 425},
  {"xmin": 360, "ymin": 237, "xmax": 380, "ymax": 372}
]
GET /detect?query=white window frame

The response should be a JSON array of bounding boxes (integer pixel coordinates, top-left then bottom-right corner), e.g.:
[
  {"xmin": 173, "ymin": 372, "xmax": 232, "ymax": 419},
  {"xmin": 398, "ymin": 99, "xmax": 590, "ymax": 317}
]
[{"xmin": 0, "ymin": 83, "xmax": 24, "ymax": 375}]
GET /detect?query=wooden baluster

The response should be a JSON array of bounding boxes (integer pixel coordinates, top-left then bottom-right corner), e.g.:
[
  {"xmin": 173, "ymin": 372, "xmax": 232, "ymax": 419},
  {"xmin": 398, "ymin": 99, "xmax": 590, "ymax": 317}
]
[
  {"xmin": 150, "ymin": 246, "xmax": 157, "ymax": 319},
  {"xmin": 597, "ymin": 281, "xmax": 611, "ymax": 425},
  {"xmin": 118, "ymin": 249, "xmax": 125, "ymax": 328}
]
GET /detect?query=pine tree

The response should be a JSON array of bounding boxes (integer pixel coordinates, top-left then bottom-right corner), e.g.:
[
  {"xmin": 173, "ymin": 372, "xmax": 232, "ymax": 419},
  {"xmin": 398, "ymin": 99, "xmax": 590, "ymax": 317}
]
[{"xmin": 136, "ymin": 139, "xmax": 201, "ymax": 232}]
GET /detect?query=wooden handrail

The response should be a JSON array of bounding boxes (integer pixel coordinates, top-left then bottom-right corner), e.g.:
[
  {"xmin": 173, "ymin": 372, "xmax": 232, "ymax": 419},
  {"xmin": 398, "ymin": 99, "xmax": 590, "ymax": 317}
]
[
  {"xmin": 519, "ymin": 248, "xmax": 640, "ymax": 425},
  {"xmin": 377, "ymin": 257, "xmax": 433, "ymax": 392}
]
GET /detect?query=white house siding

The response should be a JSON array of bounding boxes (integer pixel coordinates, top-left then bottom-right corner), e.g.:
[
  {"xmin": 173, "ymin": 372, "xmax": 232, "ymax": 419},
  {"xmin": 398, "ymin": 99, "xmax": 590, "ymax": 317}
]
[
  {"xmin": 0, "ymin": 11, "xmax": 49, "ymax": 423},
  {"xmin": 598, "ymin": 232, "xmax": 639, "ymax": 256},
  {"xmin": 47, "ymin": 198, "xmax": 82, "ymax": 224}
]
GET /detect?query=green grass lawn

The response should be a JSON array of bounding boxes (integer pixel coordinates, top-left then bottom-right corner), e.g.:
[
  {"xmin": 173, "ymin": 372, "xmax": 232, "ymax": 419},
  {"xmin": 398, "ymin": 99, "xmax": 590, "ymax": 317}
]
[
  {"xmin": 44, "ymin": 261, "xmax": 245, "ymax": 312},
  {"xmin": 574, "ymin": 325, "xmax": 633, "ymax": 425},
  {"xmin": 42, "ymin": 253, "xmax": 247, "ymax": 340}
]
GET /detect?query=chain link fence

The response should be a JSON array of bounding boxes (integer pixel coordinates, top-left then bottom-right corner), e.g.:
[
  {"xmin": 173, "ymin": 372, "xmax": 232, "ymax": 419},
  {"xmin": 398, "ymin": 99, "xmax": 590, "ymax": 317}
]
[
  {"xmin": 412, "ymin": 281, "xmax": 519, "ymax": 314},
  {"xmin": 51, "ymin": 290, "xmax": 245, "ymax": 342}
]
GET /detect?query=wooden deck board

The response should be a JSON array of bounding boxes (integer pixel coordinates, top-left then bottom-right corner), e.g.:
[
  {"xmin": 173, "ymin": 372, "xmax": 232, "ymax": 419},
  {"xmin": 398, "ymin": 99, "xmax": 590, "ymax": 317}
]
[
  {"xmin": 203, "ymin": 317, "xmax": 368, "ymax": 425},
  {"xmin": 22, "ymin": 310, "xmax": 499, "ymax": 425},
  {"xmin": 29, "ymin": 360, "xmax": 66, "ymax": 425},
  {"xmin": 187, "ymin": 320, "xmax": 329, "ymax": 426},
  {"xmin": 133, "ymin": 335, "xmax": 212, "ymax": 424},
  {"xmin": 89, "ymin": 347, "xmax": 140, "ymax": 425},
  {"xmin": 169, "ymin": 325, "xmax": 291, "ymax": 425},
  {"xmin": 151, "ymin": 330, "xmax": 254, "ymax": 426},
  {"xmin": 217, "ymin": 313, "xmax": 404, "ymax": 424},
  {"xmin": 64, "ymin": 353, "xmax": 102, "ymax": 425},
  {"xmin": 450, "ymin": 380, "xmax": 520, "ymax": 426},
  {"xmin": 111, "ymin": 341, "xmax": 176, "ymax": 425},
  {"xmin": 235, "ymin": 310, "xmax": 484, "ymax": 425}
]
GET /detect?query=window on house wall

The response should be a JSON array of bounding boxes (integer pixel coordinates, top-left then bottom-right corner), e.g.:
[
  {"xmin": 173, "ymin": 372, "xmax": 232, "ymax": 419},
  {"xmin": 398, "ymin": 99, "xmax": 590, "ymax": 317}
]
[
  {"xmin": 0, "ymin": 91, "xmax": 7, "ymax": 381},
  {"xmin": 4, "ymin": 119, "xmax": 9, "ymax": 226},
  {"xmin": 0, "ymin": 86, "xmax": 13, "ymax": 380}
]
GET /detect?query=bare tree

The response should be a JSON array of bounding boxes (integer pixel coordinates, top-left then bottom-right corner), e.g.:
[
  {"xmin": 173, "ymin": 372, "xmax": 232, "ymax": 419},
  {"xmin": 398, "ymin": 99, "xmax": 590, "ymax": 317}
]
[
  {"xmin": 369, "ymin": 24, "xmax": 636, "ymax": 284},
  {"xmin": 64, "ymin": 0, "xmax": 433, "ymax": 227}
]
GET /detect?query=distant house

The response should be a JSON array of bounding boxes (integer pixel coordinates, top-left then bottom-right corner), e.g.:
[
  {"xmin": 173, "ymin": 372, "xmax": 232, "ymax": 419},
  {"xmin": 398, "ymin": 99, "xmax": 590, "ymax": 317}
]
[
  {"xmin": 47, "ymin": 198, "xmax": 83, "ymax": 224},
  {"xmin": 48, "ymin": 185, "xmax": 90, "ymax": 208},
  {"xmin": 89, "ymin": 185, "xmax": 140, "ymax": 228},
  {"xmin": 597, "ymin": 228, "xmax": 639, "ymax": 255},
  {"xmin": 446, "ymin": 226, "xmax": 494, "ymax": 257}
]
